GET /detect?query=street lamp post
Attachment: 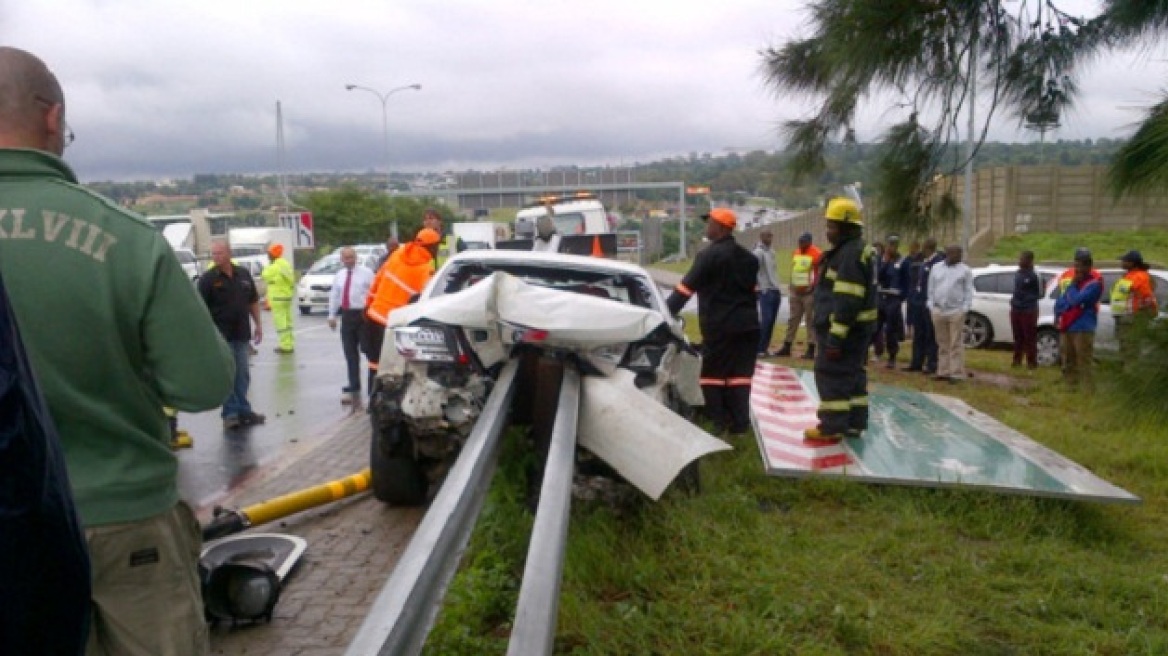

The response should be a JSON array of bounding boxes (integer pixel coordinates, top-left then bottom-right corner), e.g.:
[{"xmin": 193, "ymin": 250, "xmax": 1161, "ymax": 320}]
[{"xmin": 344, "ymin": 83, "xmax": 422, "ymax": 195}]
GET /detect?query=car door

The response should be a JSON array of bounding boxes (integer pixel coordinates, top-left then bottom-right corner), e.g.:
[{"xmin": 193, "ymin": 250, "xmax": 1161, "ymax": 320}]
[
  {"xmin": 970, "ymin": 270, "xmax": 1016, "ymax": 346},
  {"xmin": 1096, "ymin": 271, "xmax": 1123, "ymax": 349}
]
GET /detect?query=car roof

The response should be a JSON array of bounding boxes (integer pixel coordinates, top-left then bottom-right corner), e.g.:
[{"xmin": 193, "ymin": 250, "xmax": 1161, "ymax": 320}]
[
  {"xmin": 972, "ymin": 264, "xmax": 1063, "ymax": 275},
  {"xmin": 442, "ymin": 249, "xmax": 650, "ymax": 277}
]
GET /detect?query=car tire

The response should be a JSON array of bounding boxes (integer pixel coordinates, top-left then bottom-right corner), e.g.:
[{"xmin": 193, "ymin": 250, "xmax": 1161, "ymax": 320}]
[
  {"xmin": 299, "ymin": 305, "xmax": 311, "ymax": 315},
  {"xmin": 1037, "ymin": 328, "xmax": 1061, "ymax": 367},
  {"xmin": 963, "ymin": 313, "xmax": 993, "ymax": 349},
  {"xmin": 369, "ymin": 405, "xmax": 428, "ymax": 506}
]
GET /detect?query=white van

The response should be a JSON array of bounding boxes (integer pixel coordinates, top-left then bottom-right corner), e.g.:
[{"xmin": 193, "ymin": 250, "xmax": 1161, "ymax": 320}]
[{"xmin": 515, "ymin": 194, "xmax": 612, "ymax": 239}]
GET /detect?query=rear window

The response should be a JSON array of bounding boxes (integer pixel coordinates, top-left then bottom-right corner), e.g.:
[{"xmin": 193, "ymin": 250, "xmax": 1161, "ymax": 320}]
[{"xmin": 432, "ymin": 261, "xmax": 656, "ymax": 309}]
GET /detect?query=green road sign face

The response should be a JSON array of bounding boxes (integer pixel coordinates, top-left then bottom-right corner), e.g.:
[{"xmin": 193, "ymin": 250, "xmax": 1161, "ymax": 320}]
[{"xmin": 750, "ymin": 364, "xmax": 1139, "ymax": 504}]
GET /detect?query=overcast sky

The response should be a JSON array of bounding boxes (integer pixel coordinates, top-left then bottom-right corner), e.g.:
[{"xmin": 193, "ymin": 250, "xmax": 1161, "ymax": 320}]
[{"xmin": 3, "ymin": 0, "xmax": 1165, "ymax": 182}]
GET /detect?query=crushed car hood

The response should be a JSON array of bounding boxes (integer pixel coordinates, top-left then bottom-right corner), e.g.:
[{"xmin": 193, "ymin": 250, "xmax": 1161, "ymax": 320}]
[{"xmin": 388, "ymin": 271, "xmax": 672, "ymax": 346}]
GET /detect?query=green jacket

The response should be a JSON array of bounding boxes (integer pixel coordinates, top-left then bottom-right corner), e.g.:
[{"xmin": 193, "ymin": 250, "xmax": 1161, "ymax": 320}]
[
  {"xmin": 261, "ymin": 256, "xmax": 295, "ymax": 300},
  {"xmin": 0, "ymin": 149, "xmax": 234, "ymax": 526}
]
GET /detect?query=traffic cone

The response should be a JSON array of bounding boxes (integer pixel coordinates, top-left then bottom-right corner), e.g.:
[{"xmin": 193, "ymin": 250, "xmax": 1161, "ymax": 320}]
[{"xmin": 591, "ymin": 235, "xmax": 603, "ymax": 258}]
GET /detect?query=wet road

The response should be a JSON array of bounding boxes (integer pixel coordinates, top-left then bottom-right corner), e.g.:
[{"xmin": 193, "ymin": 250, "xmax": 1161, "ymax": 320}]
[{"xmin": 176, "ymin": 310, "xmax": 364, "ymax": 509}]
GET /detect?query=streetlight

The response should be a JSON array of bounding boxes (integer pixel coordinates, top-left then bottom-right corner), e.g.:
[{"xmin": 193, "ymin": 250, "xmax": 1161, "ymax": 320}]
[{"xmin": 344, "ymin": 83, "xmax": 422, "ymax": 195}]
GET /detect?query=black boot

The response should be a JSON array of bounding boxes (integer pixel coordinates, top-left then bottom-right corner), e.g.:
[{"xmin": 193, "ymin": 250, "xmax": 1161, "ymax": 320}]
[
  {"xmin": 774, "ymin": 342, "xmax": 792, "ymax": 357},
  {"xmin": 801, "ymin": 344, "xmax": 816, "ymax": 360}
]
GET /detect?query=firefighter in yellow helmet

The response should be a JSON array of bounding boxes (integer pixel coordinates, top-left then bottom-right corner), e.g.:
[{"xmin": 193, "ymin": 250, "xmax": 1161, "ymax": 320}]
[{"xmin": 804, "ymin": 198, "xmax": 878, "ymax": 443}]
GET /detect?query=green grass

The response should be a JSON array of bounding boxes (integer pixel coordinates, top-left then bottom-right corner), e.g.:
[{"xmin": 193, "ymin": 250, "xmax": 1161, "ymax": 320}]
[
  {"xmin": 987, "ymin": 230, "xmax": 1168, "ymax": 268},
  {"xmin": 426, "ymin": 342, "xmax": 1168, "ymax": 655}
]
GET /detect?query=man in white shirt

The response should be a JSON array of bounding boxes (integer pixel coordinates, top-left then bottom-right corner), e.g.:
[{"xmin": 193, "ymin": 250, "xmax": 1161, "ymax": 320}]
[
  {"xmin": 328, "ymin": 247, "xmax": 376, "ymax": 405},
  {"xmin": 753, "ymin": 229, "xmax": 782, "ymax": 356},
  {"xmin": 926, "ymin": 245, "xmax": 974, "ymax": 383}
]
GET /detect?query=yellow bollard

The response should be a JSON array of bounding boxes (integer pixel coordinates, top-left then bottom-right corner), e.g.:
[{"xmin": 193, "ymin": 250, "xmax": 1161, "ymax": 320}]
[{"xmin": 203, "ymin": 469, "xmax": 372, "ymax": 541}]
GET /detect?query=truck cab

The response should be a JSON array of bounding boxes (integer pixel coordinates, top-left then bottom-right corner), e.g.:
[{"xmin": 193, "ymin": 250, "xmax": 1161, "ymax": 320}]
[{"xmin": 515, "ymin": 193, "xmax": 612, "ymax": 239}]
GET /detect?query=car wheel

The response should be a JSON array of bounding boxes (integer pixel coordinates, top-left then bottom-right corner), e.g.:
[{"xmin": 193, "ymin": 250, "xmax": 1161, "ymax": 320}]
[
  {"xmin": 963, "ymin": 313, "xmax": 993, "ymax": 349},
  {"xmin": 299, "ymin": 305, "xmax": 311, "ymax": 315},
  {"xmin": 1037, "ymin": 328, "xmax": 1061, "ymax": 367},
  {"xmin": 369, "ymin": 394, "xmax": 428, "ymax": 506}
]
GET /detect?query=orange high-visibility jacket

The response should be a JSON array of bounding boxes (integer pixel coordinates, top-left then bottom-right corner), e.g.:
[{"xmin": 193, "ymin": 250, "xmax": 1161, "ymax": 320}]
[
  {"xmin": 1111, "ymin": 269, "xmax": 1159, "ymax": 317},
  {"xmin": 365, "ymin": 242, "xmax": 435, "ymax": 326}
]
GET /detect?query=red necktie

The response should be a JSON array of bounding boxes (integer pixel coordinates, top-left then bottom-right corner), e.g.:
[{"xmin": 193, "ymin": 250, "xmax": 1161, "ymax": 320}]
[{"xmin": 341, "ymin": 268, "xmax": 352, "ymax": 310}]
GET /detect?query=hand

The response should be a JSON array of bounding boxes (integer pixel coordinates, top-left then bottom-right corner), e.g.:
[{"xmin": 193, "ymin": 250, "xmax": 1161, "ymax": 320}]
[
  {"xmin": 253, "ymin": 326, "xmax": 263, "ymax": 345},
  {"xmin": 328, "ymin": 318, "xmax": 337, "ymax": 331},
  {"xmin": 824, "ymin": 345, "xmax": 843, "ymax": 361}
]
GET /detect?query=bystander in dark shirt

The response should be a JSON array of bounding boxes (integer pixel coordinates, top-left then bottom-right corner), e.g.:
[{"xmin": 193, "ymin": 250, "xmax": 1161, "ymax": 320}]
[
  {"xmin": 1010, "ymin": 267, "xmax": 1042, "ymax": 311},
  {"xmin": 198, "ymin": 265, "xmax": 259, "ymax": 341}
]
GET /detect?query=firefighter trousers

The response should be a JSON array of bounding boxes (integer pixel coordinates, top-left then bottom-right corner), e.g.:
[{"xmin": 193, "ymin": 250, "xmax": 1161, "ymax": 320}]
[
  {"xmin": 813, "ymin": 324, "xmax": 875, "ymax": 436},
  {"xmin": 699, "ymin": 329, "xmax": 759, "ymax": 434}
]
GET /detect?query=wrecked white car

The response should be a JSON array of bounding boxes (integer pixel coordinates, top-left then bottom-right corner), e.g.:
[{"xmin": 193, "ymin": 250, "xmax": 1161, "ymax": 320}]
[{"xmin": 369, "ymin": 250, "xmax": 725, "ymax": 506}]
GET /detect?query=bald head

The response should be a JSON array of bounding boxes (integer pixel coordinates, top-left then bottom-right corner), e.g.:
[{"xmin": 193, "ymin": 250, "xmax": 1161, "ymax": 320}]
[{"xmin": 0, "ymin": 47, "xmax": 68, "ymax": 154}]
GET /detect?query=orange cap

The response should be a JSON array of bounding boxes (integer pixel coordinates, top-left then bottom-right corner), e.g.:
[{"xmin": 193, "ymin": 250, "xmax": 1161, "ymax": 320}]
[
  {"xmin": 268, "ymin": 243, "xmax": 284, "ymax": 257},
  {"xmin": 703, "ymin": 208, "xmax": 737, "ymax": 229},
  {"xmin": 416, "ymin": 228, "xmax": 442, "ymax": 246}
]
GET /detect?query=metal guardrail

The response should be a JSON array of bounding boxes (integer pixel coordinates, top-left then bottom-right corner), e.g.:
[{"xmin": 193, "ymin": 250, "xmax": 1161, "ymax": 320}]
[
  {"xmin": 345, "ymin": 360, "xmax": 518, "ymax": 656},
  {"xmin": 507, "ymin": 366, "xmax": 580, "ymax": 655}
]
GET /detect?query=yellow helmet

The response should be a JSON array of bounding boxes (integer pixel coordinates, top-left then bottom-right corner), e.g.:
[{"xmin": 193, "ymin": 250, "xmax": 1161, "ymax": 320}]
[{"xmin": 824, "ymin": 197, "xmax": 863, "ymax": 226}]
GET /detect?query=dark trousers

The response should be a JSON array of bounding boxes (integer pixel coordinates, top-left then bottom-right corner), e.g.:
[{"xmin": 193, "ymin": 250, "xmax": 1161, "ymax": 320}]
[
  {"xmin": 700, "ymin": 329, "xmax": 760, "ymax": 434},
  {"xmin": 813, "ymin": 324, "xmax": 875, "ymax": 435},
  {"xmin": 908, "ymin": 302, "xmax": 938, "ymax": 371},
  {"xmin": 340, "ymin": 309, "xmax": 365, "ymax": 392},
  {"xmin": 1010, "ymin": 309, "xmax": 1038, "ymax": 367},
  {"xmin": 880, "ymin": 294, "xmax": 905, "ymax": 360},
  {"xmin": 362, "ymin": 319, "xmax": 387, "ymax": 393},
  {"xmin": 757, "ymin": 289, "xmax": 781, "ymax": 354}
]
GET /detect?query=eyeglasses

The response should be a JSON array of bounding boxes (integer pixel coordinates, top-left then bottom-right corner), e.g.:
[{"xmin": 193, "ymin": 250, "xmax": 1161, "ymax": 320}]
[{"xmin": 33, "ymin": 94, "xmax": 75, "ymax": 148}]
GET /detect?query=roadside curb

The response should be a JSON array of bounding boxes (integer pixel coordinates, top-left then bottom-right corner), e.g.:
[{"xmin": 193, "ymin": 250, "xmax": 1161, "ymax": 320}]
[{"xmin": 194, "ymin": 411, "xmax": 367, "ymax": 523}]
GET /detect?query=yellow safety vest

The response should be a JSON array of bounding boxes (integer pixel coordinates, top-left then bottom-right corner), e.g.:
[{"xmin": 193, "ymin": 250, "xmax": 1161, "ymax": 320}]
[
  {"xmin": 791, "ymin": 252, "xmax": 816, "ymax": 287},
  {"xmin": 261, "ymin": 258, "xmax": 296, "ymax": 300},
  {"xmin": 1110, "ymin": 278, "xmax": 1133, "ymax": 316}
]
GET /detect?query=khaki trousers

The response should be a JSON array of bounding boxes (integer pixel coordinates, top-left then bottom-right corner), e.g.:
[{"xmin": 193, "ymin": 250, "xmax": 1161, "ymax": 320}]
[
  {"xmin": 783, "ymin": 287, "xmax": 815, "ymax": 346},
  {"xmin": 1061, "ymin": 331, "xmax": 1095, "ymax": 390},
  {"xmin": 86, "ymin": 502, "xmax": 209, "ymax": 656},
  {"xmin": 931, "ymin": 310, "xmax": 966, "ymax": 378}
]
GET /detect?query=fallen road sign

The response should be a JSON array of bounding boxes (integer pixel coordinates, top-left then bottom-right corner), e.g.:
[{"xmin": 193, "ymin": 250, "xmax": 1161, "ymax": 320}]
[{"xmin": 749, "ymin": 363, "xmax": 1139, "ymax": 504}]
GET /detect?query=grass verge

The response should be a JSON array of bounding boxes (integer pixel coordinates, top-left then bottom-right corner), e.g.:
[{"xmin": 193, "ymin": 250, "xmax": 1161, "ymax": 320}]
[{"xmin": 426, "ymin": 343, "xmax": 1168, "ymax": 655}]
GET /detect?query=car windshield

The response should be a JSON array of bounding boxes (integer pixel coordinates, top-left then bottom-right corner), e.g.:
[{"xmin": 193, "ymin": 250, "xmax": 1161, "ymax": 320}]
[
  {"xmin": 432, "ymin": 260, "xmax": 657, "ymax": 309},
  {"xmin": 308, "ymin": 256, "xmax": 343, "ymax": 275}
]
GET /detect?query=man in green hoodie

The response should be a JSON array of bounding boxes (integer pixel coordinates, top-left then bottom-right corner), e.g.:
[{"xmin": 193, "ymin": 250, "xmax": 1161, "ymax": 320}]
[{"xmin": 0, "ymin": 47, "xmax": 234, "ymax": 655}]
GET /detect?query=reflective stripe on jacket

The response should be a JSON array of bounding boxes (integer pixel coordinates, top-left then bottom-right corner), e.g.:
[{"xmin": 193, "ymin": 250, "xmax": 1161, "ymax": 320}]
[
  {"xmin": 1110, "ymin": 270, "xmax": 1158, "ymax": 317},
  {"xmin": 365, "ymin": 242, "xmax": 434, "ymax": 326},
  {"xmin": 812, "ymin": 235, "xmax": 877, "ymax": 342},
  {"xmin": 790, "ymin": 245, "xmax": 822, "ymax": 289}
]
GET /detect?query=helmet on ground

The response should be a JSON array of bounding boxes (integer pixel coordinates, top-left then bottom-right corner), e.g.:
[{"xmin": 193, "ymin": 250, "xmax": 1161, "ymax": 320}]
[{"xmin": 824, "ymin": 198, "xmax": 862, "ymax": 226}]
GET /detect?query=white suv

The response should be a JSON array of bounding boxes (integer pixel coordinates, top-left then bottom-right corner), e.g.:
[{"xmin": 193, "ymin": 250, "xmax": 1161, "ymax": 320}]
[{"xmin": 966, "ymin": 264, "xmax": 1168, "ymax": 365}]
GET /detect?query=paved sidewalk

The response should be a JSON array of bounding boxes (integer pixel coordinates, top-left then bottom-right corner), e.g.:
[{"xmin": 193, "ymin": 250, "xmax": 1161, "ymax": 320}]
[{"xmin": 208, "ymin": 412, "xmax": 424, "ymax": 656}]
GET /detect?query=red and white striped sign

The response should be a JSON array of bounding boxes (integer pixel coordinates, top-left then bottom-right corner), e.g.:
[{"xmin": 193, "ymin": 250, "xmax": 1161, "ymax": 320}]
[{"xmin": 750, "ymin": 363, "xmax": 858, "ymax": 473}]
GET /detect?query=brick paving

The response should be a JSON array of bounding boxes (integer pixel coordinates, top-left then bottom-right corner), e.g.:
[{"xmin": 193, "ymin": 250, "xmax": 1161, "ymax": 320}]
[{"xmin": 206, "ymin": 412, "xmax": 424, "ymax": 656}]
